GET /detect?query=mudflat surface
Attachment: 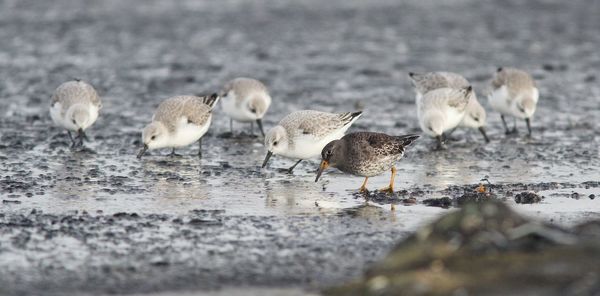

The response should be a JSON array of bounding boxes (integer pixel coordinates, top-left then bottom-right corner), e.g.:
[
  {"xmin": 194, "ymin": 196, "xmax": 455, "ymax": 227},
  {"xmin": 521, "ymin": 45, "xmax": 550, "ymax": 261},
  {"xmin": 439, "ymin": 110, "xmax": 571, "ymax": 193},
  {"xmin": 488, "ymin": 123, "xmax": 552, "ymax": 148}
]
[{"xmin": 0, "ymin": 0, "xmax": 599, "ymax": 295}]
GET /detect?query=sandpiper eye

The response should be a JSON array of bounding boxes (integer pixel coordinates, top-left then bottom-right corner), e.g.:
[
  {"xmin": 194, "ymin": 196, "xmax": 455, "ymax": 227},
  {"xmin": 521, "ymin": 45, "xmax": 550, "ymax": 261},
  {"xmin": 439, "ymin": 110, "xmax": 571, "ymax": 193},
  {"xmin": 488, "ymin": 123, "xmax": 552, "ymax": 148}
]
[
  {"xmin": 517, "ymin": 106, "xmax": 525, "ymax": 113},
  {"xmin": 473, "ymin": 116, "xmax": 479, "ymax": 122},
  {"xmin": 72, "ymin": 119, "xmax": 76, "ymax": 124},
  {"xmin": 273, "ymin": 141, "xmax": 278, "ymax": 146},
  {"xmin": 151, "ymin": 135, "xmax": 156, "ymax": 140},
  {"xmin": 250, "ymin": 108, "xmax": 256, "ymax": 113}
]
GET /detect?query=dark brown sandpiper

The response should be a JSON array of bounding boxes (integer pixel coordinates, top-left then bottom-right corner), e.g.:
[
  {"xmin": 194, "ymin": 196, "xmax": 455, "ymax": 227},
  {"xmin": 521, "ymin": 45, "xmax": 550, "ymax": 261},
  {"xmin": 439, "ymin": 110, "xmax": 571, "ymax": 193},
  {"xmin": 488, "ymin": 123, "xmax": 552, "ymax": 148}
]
[{"xmin": 315, "ymin": 132, "xmax": 419, "ymax": 193}]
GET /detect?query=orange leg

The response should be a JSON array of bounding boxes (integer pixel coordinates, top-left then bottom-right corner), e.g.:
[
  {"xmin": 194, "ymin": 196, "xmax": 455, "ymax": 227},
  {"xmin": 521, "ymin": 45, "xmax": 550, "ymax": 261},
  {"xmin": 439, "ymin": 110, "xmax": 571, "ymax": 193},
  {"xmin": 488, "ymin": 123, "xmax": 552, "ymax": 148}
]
[
  {"xmin": 379, "ymin": 166, "xmax": 397, "ymax": 194},
  {"xmin": 358, "ymin": 177, "xmax": 369, "ymax": 193}
]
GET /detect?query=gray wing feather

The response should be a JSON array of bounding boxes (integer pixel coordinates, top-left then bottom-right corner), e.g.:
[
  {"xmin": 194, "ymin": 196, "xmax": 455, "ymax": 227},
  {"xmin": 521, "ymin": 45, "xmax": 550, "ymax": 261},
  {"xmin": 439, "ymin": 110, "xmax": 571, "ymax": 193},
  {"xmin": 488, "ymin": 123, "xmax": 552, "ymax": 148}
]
[{"xmin": 154, "ymin": 96, "xmax": 213, "ymax": 132}]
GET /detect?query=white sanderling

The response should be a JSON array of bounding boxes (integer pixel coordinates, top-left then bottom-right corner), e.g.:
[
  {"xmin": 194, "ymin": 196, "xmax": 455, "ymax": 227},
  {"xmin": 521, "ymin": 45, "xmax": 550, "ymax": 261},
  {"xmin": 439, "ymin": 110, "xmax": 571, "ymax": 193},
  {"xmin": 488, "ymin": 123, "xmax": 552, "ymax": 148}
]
[
  {"xmin": 417, "ymin": 86, "xmax": 472, "ymax": 149},
  {"xmin": 220, "ymin": 77, "xmax": 272, "ymax": 137},
  {"xmin": 137, "ymin": 94, "xmax": 219, "ymax": 159},
  {"xmin": 262, "ymin": 110, "xmax": 362, "ymax": 173},
  {"xmin": 409, "ymin": 71, "xmax": 489, "ymax": 142},
  {"xmin": 488, "ymin": 67, "xmax": 539, "ymax": 135},
  {"xmin": 50, "ymin": 79, "xmax": 102, "ymax": 147}
]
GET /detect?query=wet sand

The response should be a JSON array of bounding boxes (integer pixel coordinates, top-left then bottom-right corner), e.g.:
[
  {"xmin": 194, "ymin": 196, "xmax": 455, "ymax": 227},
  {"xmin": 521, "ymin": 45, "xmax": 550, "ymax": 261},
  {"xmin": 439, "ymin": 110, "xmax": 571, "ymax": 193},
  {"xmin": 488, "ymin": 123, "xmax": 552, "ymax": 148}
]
[{"xmin": 0, "ymin": 0, "xmax": 599, "ymax": 295}]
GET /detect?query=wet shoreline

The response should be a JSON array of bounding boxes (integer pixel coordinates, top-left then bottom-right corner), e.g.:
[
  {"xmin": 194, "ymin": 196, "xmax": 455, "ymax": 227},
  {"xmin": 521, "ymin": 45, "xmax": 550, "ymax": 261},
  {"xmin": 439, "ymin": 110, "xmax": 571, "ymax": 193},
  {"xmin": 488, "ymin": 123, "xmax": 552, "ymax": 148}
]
[{"xmin": 1, "ymin": 0, "xmax": 599, "ymax": 295}]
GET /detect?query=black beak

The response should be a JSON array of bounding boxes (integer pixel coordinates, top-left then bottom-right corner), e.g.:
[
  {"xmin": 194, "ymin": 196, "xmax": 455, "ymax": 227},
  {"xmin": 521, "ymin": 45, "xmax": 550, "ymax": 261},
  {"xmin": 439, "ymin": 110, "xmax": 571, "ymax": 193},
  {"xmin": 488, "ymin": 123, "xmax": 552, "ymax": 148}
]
[
  {"xmin": 78, "ymin": 129, "xmax": 89, "ymax": 141},
  {"xmin": 315, "ymin": 160, "xmax": 329, "ymax": 182},
  {"xmin": 262, "ymin": 151, "xmax": 273, "ymax": 168},
  {"xmin": 525, "ymin": 118, "xmax": 532, "ymax": 136},
  {"xmin": 137, "ymin": 144, "xmax": 148, "ymax": 159},
  {"xmin": 435, "ymin": 135, "xmax": 445, "ymax": 148},
  {"xmin": 478, "ymin": 127, "xmax": 490, "ymax": 143},
  {"xmin": 256, "ymin": 119, "xmax": 265, "ymax": 137}
]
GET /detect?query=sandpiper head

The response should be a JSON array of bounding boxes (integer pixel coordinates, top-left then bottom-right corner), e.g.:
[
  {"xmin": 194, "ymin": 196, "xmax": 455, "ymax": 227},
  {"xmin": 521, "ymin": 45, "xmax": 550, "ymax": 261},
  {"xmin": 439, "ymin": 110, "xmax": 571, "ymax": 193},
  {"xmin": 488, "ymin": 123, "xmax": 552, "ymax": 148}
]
[
  {"xmin": 315, "ymin": 140, "xmax": 344, "ymax": 182},
  {"xmin": 515, "ymin": 96, "xmax": 536, "ymax": 119},
  {"xmin": 421, "ymin": 113, "xmax": 445, "ymax": 137},
  {"xmin": 264, "ymin": 126, "xmax": 288, "ymax": 155},
  {"xmin": 67, "ymin": 105, "xmax": 91, "ymax": 131},
  {"xmin": 247, "ymin": 96, "xmax": 269, "ymax": 120},
  {"xmin": 463, "ymin": 103, "xmax": 487, "ymax": 129},
  {"xmin": 141, "ymin": 122, "xmax": 169, "ymax": 150},
  {"xmin": 262, "ymin": 126, "xmax": 288, "ymax": 167}
]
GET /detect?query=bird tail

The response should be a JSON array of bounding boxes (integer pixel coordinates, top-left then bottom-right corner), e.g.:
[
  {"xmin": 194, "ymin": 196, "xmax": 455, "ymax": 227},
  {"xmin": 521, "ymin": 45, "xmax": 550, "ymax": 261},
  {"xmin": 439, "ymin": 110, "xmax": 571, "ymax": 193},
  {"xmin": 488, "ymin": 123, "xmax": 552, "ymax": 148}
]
[
  {"xmin": 339, "ymin": 111, "xmax": 363, "ymax": 126},
  {"xmin": 408, "ymin": 72, "xmax": 424, "ymax": 84},
  {"xmin": 202, "ymin": 93, "xmax": 220, "ymax": 108},
  {"xmin": 395, "ymin": 134, "xmax": 420, "ymax": 146},
  {"xmin": 460, "ymin": 86, "xmax": 473, "ymax": 104}
]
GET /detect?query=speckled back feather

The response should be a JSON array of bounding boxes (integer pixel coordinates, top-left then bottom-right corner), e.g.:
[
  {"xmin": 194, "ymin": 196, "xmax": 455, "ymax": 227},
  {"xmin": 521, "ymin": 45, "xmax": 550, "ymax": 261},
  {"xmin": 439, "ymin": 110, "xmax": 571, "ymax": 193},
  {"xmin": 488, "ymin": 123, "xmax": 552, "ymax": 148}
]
[
  {"xmin": 281, "ymin": 110, "xmax": 361, "ymax": 140},
  {"xmin": 421, "ymin": 87, "xmax": 471, "ymax": 111},
  {"xmin": 51, "ymin": 80, "xmax": 101, "ymax": 113},
  {"xmin": 345, "ymin": 132, "xmax": 419, "ymax": 159},
  {"xmin": 153, "ymin": 95, "xmax": 217, "ymax": 133},
  {"xmin": 492, "ymin": 67, "xmax": 536, "ymax": 100},
  {"xmin": 222, "ymin": 78, "xmax": 268, "ymax": 104},
  {"xmin": 410, "ymin": 72, "xmax": 469, "ymax": 94}
]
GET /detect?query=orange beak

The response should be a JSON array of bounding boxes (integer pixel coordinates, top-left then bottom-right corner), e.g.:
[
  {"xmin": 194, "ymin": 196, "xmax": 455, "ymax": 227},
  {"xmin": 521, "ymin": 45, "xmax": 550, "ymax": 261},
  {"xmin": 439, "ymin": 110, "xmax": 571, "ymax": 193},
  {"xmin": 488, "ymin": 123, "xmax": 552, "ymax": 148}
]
[{"xmin": 315, "ymin": 160, "xmax": 329, "ymax": 182}]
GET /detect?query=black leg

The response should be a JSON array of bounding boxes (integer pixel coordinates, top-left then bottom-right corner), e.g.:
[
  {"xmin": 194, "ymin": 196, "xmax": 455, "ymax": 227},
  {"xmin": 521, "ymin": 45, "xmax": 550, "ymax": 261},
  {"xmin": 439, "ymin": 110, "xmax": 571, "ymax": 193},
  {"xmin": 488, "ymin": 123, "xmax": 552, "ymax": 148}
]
[
  {"xmin": 67, "ymin": 131, "xmax": 76, "ymax": 147},
  {"xmin": 501, "ymin": 115, "xmax": 510, "ymax": 134},
  {"xmin": 169, "ymin": 148, "xmax": 177, "ymax": 157},
  {"xmin": 287, "ymin": 159, "xmax": 303, "ymax": 174},
  {"xmin": 525, "ymin": 118, "xmax": 532, "ymax": 136},
  {"xmin": 250, "ymin": 121, "xmax": 255, "ymax": 136},
  {"xmin": 445, "ymin": 128, "xmax": 457, "ymax": 140},
  {"xmin": 512, "ymin": 118, "xmax": 518, "ymax": 134},
  {"xmin": 198, "ymin": 138, "xmax": 202, "ymax": 158}
]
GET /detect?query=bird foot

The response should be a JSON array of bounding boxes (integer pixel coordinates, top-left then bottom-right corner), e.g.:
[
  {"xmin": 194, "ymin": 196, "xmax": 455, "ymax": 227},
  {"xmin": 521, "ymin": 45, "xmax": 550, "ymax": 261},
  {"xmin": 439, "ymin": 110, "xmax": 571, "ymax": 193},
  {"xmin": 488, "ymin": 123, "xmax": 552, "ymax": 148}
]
[
  {"xmin": 358, "ymin": 186, "xmax": 369, "ymax": 194},
  {"xmin": 378, "ymin": 186, "xmax": 394, "ymax": 195}
]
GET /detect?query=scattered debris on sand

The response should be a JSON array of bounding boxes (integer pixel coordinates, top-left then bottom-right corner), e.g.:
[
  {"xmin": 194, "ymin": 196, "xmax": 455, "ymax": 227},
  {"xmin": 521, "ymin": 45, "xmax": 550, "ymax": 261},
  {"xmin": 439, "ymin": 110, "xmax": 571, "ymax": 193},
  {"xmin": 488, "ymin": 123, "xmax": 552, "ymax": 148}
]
[
  {"xmin": 514, "ymin": 191, "xmax": 544, "ymax": 204},
  {"xmin": 422, "ymin": 197, "xmax": 452, "ymax": 208}
]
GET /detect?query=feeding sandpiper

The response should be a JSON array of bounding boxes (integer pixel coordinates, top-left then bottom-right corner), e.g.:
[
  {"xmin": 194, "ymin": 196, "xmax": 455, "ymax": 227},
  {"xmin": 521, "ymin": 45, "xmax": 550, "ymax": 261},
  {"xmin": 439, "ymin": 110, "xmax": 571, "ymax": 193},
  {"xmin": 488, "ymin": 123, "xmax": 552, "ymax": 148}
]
[
  {"xmin": 137, "ymin": 94, "xmax": 219, "ymax": 159},
  {"xmin": 417, "ymin": 86, "xmax": 472, "ymax": 149},
  {"xmin": 315, "ymin": 132, "xmax": 419, "ymax": 193},
  {"xmin": 488, "ymin": 67, "xmax": 539, "ymax": 136},
  {"xmin": 262, "ymin": 110, "xmax": 362, "ymax": 173},
  {"xmin": 220, "ymin": 77, "xmax": 271, "ymax": 137},
  {"xmin": 50, "ymin": 79, "xmax": 102, "ymax": 147},
  {"xmin": 409, "ymin": 71, "xmax": 489, "ymax": 142}
]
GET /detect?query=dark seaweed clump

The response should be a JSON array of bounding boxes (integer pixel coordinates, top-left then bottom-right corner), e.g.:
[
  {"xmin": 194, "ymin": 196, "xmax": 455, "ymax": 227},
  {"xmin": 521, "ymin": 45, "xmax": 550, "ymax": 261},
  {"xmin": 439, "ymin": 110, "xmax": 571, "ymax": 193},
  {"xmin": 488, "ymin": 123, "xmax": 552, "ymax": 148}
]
[{"xmin": 514, "ymin": 192, "xmax": 544, "ymax": 204}]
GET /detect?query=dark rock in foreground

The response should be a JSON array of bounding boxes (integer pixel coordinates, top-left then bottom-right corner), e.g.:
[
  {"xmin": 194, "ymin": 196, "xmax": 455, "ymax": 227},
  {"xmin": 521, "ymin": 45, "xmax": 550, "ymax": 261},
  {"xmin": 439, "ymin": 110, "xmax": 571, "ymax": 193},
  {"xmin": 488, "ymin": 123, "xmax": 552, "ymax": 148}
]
[
  {"xmin": 325, "ymin": 201, "xmax": 600, "ymax": 296},
  {"xmin": 454, "ymin": 191, "xmax": 497, "ymax": 206}
]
